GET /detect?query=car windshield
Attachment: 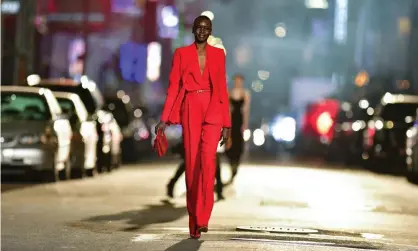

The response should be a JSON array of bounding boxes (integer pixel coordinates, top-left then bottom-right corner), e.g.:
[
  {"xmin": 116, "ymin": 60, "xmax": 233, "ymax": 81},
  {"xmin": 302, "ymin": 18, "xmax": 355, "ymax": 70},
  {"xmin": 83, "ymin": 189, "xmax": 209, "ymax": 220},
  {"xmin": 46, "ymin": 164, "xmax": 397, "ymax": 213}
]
[
  {"xmin": 37, "ymin": 84, "xmax": 103, "ymax": 114},
  {"xmin": 1, "ymin": 92, "xmax": 51, "ymax": 121},
  {"xmin": 381, "ymin": 103, "xmax": 418, "ymax": 122}
]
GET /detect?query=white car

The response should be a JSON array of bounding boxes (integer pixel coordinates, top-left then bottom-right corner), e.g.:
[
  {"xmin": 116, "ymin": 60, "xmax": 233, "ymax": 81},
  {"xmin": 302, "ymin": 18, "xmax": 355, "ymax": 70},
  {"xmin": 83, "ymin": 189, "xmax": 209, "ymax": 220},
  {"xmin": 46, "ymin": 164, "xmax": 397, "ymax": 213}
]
[
  {"xmin": 54, "ymin": 92, "xmax": 99, "ymax": 177},
  {"xmin": 1, "ymin": 86, "xmax": 72, "ymax": 181}
]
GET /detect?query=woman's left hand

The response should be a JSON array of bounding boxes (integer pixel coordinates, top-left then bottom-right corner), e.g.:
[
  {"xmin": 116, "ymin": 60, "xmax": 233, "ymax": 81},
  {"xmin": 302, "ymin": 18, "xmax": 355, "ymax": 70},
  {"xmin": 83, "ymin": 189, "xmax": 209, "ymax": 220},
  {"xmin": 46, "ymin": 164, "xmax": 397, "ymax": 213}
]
[{"xmin": 220, "ymin": 128, "xmax": 231, "ymax": 146}]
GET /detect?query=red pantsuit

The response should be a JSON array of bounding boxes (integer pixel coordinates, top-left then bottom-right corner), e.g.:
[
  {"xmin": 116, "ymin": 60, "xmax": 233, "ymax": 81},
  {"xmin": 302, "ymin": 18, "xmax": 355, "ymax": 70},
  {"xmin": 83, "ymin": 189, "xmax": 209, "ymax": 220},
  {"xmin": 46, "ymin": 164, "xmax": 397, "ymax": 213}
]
[
  {"xmin": 160, "ymin": 44, "xmax": 231, "ymax": 236},
  {"xmin": 183, "ymin": 91, "xmax": 222, "ymax": 233}
]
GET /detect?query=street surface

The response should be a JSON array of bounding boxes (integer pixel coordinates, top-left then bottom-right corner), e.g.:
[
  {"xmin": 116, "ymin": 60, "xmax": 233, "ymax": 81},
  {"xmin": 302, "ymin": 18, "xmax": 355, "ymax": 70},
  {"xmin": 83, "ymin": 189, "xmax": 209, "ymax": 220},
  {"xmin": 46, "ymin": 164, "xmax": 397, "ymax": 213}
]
[{"xmin": 2, "ymin": 159, "xmax": 418, "ymax": 251}]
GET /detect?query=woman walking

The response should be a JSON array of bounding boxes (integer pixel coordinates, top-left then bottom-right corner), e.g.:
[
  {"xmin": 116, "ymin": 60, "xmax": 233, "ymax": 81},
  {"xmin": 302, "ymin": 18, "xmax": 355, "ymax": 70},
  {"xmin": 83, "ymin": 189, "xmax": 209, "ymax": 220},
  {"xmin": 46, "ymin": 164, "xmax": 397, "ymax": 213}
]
[{"xmin": 225, "ymin": 74, "xmax": 251, "ymax": 184}]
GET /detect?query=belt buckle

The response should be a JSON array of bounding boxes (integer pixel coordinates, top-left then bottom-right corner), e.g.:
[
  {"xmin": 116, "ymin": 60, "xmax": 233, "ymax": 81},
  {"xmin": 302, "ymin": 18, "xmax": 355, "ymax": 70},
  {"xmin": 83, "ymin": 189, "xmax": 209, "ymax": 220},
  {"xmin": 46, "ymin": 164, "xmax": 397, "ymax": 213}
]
[{"xmin": 197, "ymin": 90, "xmax": 203, "ymax": 93}]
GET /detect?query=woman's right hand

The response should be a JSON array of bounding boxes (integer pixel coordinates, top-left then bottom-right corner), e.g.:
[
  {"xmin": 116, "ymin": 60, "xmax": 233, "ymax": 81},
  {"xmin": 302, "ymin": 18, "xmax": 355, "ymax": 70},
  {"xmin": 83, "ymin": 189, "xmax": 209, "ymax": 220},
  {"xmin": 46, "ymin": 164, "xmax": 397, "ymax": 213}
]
[{"xmin": 155, "ymin": 121, "xmax": 167, "ymax": 134}]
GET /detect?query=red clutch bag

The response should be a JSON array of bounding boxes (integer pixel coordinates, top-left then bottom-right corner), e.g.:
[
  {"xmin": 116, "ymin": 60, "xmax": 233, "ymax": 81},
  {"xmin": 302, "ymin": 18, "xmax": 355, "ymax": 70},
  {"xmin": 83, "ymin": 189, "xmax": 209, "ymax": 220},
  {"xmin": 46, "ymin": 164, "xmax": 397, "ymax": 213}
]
[{"xmin": 153, "ymin": 130, "xmax": 168, "ymax": 157}]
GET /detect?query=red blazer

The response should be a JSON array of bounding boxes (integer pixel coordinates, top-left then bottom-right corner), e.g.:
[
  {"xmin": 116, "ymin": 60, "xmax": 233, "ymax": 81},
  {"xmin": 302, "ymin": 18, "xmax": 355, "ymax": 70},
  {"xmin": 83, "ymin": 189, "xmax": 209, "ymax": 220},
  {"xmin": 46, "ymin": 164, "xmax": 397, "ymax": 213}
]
[{"xmin": 160, "ymin": 44, "xmax": 231, "ymax": 128}]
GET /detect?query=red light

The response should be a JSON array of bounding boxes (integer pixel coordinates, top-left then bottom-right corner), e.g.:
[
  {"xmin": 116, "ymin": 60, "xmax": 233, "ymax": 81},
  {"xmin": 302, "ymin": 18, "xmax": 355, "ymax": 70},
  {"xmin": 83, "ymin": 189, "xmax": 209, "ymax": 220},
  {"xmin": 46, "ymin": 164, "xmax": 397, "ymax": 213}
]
[
  {"xmin": 364, "ymin": 127, "xmax": 375, "ymax": 148},
  {"xmin": 316, "ymin": 112, "xmax": 334, "ymax": 135},
  {"xmin": 301, "ymin": 99, "xmax": 340, "ymax": 141}
]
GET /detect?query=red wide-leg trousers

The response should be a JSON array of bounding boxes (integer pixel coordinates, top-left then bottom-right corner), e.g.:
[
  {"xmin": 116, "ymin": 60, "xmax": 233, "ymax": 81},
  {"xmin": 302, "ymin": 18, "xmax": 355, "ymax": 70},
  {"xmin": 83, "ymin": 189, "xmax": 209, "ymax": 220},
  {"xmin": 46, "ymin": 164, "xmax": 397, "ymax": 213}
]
[{"xmin": 182, "ymin": 91, "xmax": 222, "ymax": 236}]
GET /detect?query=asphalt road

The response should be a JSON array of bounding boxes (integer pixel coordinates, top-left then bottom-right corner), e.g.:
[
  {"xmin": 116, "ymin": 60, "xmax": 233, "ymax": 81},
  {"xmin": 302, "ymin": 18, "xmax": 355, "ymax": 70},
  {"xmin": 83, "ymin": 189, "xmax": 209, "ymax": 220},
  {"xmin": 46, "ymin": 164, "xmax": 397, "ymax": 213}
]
[{"xmin": 2, "ymin": 160, "xmax": 418, "ymax": 251}]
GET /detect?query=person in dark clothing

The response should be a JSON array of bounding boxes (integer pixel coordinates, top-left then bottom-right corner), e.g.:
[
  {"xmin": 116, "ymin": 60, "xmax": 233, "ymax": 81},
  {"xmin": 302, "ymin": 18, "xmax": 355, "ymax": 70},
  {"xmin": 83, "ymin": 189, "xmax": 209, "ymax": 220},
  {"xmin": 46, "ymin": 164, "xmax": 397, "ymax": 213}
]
[
  {"xmin": 167, "ymin": 141, "xmax": 225, "ymax": 201},
  {"xmin": 225, "ymin": 74, "xmax": 251, "ymax": 184}
]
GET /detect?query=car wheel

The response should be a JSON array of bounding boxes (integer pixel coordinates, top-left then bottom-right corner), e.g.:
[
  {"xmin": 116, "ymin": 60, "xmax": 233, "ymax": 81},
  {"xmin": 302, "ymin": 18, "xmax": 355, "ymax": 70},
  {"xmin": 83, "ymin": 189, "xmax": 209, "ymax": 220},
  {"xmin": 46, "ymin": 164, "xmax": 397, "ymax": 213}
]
[
  {"xmin": 86, "ymin": 167, "xmax": 97, "ymax": 177},
  {"xmin": 41, "ymin": 157, "xmax": 60, "ymax": 182},
  {"xmin": 71, "ymin": 154, "xmax": 87, "ymax": 179}
]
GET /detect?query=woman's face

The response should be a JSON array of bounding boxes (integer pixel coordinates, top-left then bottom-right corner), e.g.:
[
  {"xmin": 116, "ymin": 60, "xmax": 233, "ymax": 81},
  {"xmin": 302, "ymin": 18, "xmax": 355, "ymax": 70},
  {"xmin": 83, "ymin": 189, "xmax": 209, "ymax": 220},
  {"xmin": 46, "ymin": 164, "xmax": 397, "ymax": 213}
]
[{"xmin": 233, "ymin": 77, "xmax": 244, "ymax": 88}]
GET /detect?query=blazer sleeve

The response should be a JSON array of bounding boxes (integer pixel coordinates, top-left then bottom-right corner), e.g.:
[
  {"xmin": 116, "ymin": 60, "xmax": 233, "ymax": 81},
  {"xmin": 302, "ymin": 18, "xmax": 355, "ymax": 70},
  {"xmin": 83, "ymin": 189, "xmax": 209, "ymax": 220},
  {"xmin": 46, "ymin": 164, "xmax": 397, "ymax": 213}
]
[
  {"xmin": 219, "ymin": 50, "xmax": 231, "ymax": 128},
  {"xmin": 160, "ymin": 48, "xmax": 181, "ymax": 122}
]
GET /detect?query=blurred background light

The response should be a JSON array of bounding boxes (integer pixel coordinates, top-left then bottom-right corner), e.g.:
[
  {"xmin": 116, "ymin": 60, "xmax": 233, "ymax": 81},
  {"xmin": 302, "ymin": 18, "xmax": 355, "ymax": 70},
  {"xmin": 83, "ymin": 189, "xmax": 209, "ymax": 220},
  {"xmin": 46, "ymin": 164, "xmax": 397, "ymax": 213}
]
[
  {"xmin": 271, "ymin": 116, "xmax": 297, "ymax": 142},
  {"xmin": 359, "ymin": 99, "xmax": 369, "ymax": 109},
  {"xmin": 201, "ymin": 10, "xmax": 214, "ymax": 21},
  {"xmin": 243, "ymin": 129, "xmax": 251, "ymax": 142},
  {"xmin": 253, "ymin": 128, "xmax": 265, "ymax": 146},
  {"xmin": 305, "ymin": 0, "xmax": 329, "ymax": 9},
  {"xmin": 334, "ymin": 0, "xmax": 348, "ymax": 44},
  {"xmin": 162, "ymin": 6, "xmax": 179, "ymax": 27},
  {"xmin": 27, "ymin": 74, "xmax": 40, "ymax": 86},
  {"xmin": 258, "ymin": 70, "xmax": 270, "ymax": 81},
  {"xmin": 316, "ymin": 112, "xmax": 333, "ymax": 135},
  {"xmin": 147, "ymin": 42, "xmax": 162, "ymax": 82},
  {"xmin": 275, "ymin": 23, "xmax": 287, "ymax": 38},
  {"xmin": 355, "ymin": 71, "xmax": 369, "ymax": 87},
  {"xmin": 1, "ymin": 1, "xmax": 20, "ymax": 14},
  {"xmin": 251, "ymin": 80, "xmax": 264, "ymax": 92}
]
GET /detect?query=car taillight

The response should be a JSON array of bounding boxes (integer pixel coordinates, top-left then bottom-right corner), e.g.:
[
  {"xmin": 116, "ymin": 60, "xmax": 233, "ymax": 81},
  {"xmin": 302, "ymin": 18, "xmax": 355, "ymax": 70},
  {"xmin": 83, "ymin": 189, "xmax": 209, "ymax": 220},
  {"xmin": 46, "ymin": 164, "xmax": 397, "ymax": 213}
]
[{"xmin": 316, "ymin": 112, "xmax": 334, "ymax": 135}]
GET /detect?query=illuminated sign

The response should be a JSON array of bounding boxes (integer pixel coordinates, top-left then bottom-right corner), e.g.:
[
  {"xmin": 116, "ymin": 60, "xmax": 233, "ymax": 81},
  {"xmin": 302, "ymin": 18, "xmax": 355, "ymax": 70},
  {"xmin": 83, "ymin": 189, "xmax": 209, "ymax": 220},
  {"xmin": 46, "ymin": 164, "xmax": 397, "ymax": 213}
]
[
  {"xmin": 1, "ymin": 0, "xmax": 19, "ymax": 14},
  {"xmin": 44, "ymin": 0, "xmax": 111, "ymax": 32},
  {"xmin": 334, "ymin": 0, "xmax": 348, "ymax": 44},
  {"xmin": 147, "ymin": 42, "xmax": 161, "ymax": 82},
  {"xmin": 119, "ymin": 42, "xmax": 147, "ymax": 84},
  {"xmin": 111, "ymin": 0, "xmax": 142, "ymax": 16}
]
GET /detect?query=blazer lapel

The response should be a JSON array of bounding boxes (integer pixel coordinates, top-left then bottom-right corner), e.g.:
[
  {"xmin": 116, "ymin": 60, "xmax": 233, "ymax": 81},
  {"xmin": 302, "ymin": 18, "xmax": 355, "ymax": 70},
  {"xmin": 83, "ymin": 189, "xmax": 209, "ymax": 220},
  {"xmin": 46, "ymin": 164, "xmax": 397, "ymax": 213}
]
[{"xmin": 206, "ymin": 45, "xmax": 216, "ymax": 84}]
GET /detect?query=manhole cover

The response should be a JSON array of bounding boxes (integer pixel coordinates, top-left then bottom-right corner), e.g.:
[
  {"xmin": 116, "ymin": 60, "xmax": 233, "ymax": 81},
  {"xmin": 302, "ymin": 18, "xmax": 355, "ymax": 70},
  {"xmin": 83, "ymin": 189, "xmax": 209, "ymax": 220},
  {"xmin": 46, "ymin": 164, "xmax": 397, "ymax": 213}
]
[{"xmin": 236, "ymin": 226, "xmax": 318, "ymax": 234}]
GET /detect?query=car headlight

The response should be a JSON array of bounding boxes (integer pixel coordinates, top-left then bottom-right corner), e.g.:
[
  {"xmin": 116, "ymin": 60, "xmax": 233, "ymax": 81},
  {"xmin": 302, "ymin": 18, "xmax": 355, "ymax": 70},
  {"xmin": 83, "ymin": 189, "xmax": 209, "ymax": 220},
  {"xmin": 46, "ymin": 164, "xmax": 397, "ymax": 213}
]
[
  {"xmin": 271, "ymin": 116, "xmax": 296, "ymax": 142},
  {"xmin": 19, "ymin": 134, "xmax": 43, "ymax": 145}
]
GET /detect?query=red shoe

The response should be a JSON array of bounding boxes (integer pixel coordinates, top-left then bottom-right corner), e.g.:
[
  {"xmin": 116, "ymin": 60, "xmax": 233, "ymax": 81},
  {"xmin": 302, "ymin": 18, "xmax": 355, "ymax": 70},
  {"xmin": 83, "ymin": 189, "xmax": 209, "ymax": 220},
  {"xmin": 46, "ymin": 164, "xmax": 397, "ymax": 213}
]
[
  {"xmin": 190, "ymin": 226, "xmax": 201, "ymax": 239},
  {"xmin": 189, "ymin": 233, "xmax": 201, "ymax": 239}
]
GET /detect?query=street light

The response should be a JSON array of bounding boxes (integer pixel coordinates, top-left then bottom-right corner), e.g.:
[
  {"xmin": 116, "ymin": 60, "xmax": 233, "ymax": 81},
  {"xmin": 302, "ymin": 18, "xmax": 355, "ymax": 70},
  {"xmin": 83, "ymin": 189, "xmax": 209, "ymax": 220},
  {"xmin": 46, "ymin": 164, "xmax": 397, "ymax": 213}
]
[{"xmin": 355, "ymin": 71, "xmax": 369, "ymax": 87}]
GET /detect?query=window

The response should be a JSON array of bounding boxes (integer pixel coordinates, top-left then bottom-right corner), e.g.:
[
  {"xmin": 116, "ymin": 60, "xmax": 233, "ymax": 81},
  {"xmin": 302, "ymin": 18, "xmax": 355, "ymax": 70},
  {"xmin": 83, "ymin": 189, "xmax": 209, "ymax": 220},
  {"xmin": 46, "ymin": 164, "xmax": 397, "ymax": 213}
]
[
  {"xmin": 38, "ymin": 84, "xmax": 103, "ymax": 114},
  {"xmin": 57, "ymin": 98, "xmax": 76, "ymax": 115},
  {"xmin": 1, "ymin": 92, "xmax": 51, "ymax": 121}
]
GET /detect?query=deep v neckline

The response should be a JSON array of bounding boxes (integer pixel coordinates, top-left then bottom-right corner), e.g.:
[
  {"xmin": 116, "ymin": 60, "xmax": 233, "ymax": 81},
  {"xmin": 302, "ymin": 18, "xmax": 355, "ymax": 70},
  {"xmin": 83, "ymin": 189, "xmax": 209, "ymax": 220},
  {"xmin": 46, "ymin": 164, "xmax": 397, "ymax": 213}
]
[{"xmin": 195, "ymin": 46, "xmax": 207, "ymax": 77}]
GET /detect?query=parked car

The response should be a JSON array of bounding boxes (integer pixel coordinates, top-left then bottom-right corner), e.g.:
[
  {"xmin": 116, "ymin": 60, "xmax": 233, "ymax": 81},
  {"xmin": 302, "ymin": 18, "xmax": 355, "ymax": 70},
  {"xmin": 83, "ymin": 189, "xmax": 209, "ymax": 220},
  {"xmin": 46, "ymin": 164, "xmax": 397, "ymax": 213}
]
[
  {"xmin": 406, "ymin": 110, "xmax": 418, "ymax": 183},
  {"xmin": 326, "ymin": 101, "xmax": 370, "ymax": 165},
  {"xmin": 362, "ymin": 93, "xmax": 418, "ymax": 173},
  {"xmin": 1, "ymin": 86, "xmax": 72, "ymax": 181},
  {"xmin": 54, "ymin": 91, "xmax": 99, "ymax": 177},
  {"xmin": 104, "ymin": 94, "xmax": 152, "ymax": 162},
  {"xmin": 30, "ymin": 77, "xmax": 119, "ymax": 172},
  {"xmin": 106, "ymin": 111, "xmax": 122, "ymax": 168}
]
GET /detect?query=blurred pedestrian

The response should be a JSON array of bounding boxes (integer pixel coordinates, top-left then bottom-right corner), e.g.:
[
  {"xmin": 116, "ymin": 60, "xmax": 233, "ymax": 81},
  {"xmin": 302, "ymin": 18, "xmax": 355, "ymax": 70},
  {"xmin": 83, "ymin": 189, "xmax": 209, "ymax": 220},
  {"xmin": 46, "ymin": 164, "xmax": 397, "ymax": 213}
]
[
  {"xmin": 225, "ymin": 74, "xmax": 251, "ymax": 184},
  {"xmin": 155, "ymin": 15, "xmax": 231, "ymax": 239},
  {"xmin": 166, "ymin": 141, "xmax": 225, "ymax": 201}
]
